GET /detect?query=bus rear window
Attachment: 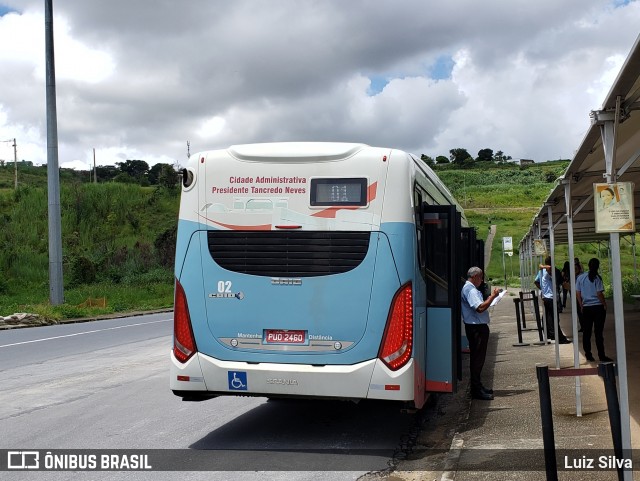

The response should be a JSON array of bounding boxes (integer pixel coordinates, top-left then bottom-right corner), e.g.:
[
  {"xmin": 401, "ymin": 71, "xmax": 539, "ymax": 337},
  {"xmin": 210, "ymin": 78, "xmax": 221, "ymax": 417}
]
[{"xmin": 310, "ymin": 178, "xmax": 367, "ymax": 206}]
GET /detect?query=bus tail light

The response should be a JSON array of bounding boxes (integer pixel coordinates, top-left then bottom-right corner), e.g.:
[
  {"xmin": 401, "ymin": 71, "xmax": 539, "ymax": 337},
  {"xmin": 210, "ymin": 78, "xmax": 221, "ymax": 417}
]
[
  {"xmin": 379, "ymin": 282, "xmax": 413, "ymax": 371},
  {"xmin": 174, "ymin": 278, "xmax": 197, "ymax": 363}
]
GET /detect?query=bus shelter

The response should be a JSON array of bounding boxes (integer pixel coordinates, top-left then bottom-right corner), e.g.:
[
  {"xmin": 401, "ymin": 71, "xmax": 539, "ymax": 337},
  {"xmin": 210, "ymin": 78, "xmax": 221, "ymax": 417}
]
[{"xmin": 520, "ymin": 33, "xmax": 640, "ymax": 480}]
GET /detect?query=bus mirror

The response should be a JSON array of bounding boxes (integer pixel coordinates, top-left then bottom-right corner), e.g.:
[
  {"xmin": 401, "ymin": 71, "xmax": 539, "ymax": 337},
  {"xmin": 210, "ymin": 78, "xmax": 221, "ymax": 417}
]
[{"xmin": 182, "ymin": 168, "xmax": 194, "ymax": 188}]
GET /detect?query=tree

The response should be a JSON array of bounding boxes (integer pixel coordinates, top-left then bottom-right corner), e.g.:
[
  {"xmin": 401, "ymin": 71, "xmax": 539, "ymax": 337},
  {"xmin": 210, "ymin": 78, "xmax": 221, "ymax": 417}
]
[
  {"xmin": 420, "ymin": 154, "xmax": 435, "ymax": 167},
  {"xmin": 95, "ymin": 165, "xmax": 119, "ymax": 182},
  {"xmin": 476, "ymin": 148, "xmax": 493, "ymax": 162},
  {"xmin": 116, "ymin": 159, "xmax": 149, "ymax": 182},
  {"xmin": 113, "ymin": 172, "xmax": 137, "ymax": 184},
  {"xmin": 494, "ymin": 150, "xmax": 512, "ymax": 163},
  {"xmin": 148, "ymin": 163, "xmax": 166, "ymax": 185},
  {"xmin": 157, "ymin": 164, "xmax": 179, "ymax": 190},
  {"xmin": 436, "ymin": 155, "xmax": 449, "ymax": 164},
  {"xmin": 449, "ymin": 148, "xmax": 472, "ymax": 165}
]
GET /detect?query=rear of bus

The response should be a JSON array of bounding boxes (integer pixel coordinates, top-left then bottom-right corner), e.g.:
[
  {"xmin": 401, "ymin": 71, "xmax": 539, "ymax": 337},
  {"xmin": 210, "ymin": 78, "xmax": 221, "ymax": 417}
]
[{"xmin": 170, "ymin": 142, "xmax": 421, "ymax": 405}]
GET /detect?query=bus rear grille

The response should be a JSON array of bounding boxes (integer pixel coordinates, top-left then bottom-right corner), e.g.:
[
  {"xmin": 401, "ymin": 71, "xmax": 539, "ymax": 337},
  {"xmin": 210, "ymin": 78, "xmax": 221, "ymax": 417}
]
[{"xmin": 207, "ymin": 231, "xmax": 371, "ymax": 277}]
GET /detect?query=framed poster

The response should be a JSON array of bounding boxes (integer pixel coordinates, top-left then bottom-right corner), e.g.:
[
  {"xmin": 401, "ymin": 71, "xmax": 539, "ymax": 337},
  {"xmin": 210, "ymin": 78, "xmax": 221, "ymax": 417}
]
[
  {"xmin": 533, "ymin": 238, "xmax": 547, "ymax": 255},
  {"xmin": 594, "ymin": 182, "xmax": 635, "ymax": 233}
]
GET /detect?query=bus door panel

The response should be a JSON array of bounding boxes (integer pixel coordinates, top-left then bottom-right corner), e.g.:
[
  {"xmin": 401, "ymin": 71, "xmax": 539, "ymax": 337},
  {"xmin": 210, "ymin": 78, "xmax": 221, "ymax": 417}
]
[
  {"xmin": 460, "ymin": 227, "xmax": 477, "ymax": 278},
  {"xmin": 422, "ymin": 204, "xmax": 461, "ymax": 392}
]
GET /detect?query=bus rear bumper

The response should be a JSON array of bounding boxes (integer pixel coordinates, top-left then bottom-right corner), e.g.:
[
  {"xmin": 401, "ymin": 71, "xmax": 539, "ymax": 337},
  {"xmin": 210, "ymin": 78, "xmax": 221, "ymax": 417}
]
[{"xmin": 170, "ymin": 351, "xmax": 415, "ymax": 402}]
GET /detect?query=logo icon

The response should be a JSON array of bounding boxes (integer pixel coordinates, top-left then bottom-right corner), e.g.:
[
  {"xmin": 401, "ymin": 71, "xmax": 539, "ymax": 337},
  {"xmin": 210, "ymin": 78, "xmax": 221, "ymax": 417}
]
[
  {"xmin": 8, "ymin": 451, "xmax": 40, "ymax": 469},
  {"xmin": 228, "ymin": 371, "xmax": 247, "ymax": 391}
]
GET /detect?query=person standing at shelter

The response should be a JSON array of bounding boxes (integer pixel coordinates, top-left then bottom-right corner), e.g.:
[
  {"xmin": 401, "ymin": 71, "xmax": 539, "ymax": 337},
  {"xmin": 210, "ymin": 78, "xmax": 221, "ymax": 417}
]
[
  {"xmin": 574, "ymin": 258, "xmax": 584, "ymax": 331},
  {"xmin": 576, "ymin": 258, "xmax": 612, "ymax": 363},
  {"xmin": 535, "ymin": 256, "xmax": 571, "ymax": 344},
  {"xmin": 561, "ymin": 261, "xmax": 571, "ymax": 309},
  {"xmin": 461, "ymin": 266, "xmax": 501, "ymax": 401},
  {"xmin": 574, "ymin": 258, "xmax": 584, "ymax": 277}
]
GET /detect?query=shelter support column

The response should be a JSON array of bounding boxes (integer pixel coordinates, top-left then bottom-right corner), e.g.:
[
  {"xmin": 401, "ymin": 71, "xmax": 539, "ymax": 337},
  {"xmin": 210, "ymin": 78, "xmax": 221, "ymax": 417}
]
[
  {"xmin": 546, "ymin": 204, "xmax": 561, "ymax": 369},
  {"xmin": 594, "ymin": 102, "xmax": 632, "ymax": 477},
  {"xmin": 563, "ymin": 179, "xmax": 583, "ymax": 416}
]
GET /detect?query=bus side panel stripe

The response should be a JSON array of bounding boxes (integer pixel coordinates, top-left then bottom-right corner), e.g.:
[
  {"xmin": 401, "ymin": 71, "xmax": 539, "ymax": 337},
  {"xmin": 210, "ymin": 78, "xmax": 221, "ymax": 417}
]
[{"xmin": 425, "ymin": 380, "xmax": 453, "ymax": 392}]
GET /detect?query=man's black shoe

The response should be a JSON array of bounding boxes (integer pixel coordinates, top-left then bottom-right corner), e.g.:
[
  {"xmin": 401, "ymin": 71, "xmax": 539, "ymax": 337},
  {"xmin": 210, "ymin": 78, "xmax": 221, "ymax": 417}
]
[
  {"xmin": 559, "ymin": 338, "xmax": 571, "ymax": 344},
  {"xmin": 600, "ymin": 356, "xmax": 613, "ymax": 362},
  {"xmin": 480, "ymin": 386, "xmax": 494, "ymax": 395},
  {"xmin": 471, "ymin": 390, "xmax": 494, "ymax": 401},
  {"xmin": 585, "ymin": 353, "xmax": 595, "ymax": 362}
]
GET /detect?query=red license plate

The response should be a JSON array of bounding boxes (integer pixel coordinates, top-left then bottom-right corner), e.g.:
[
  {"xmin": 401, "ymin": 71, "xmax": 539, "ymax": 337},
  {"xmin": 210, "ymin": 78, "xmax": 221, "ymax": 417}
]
[{"xmin": 264, "ymin": 329, "xmax": 306, "ymax": 344}]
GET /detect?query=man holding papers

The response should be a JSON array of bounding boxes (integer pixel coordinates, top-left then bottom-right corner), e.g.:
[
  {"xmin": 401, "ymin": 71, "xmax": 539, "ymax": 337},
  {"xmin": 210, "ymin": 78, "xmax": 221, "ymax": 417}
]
[{"xmin": 461, "ymin": 266, "xmax": 502, "ymax": 401}]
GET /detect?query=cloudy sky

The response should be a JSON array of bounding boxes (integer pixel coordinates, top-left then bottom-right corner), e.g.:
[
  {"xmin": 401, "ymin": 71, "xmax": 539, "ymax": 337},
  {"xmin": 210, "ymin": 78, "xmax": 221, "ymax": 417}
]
[{"xmin": 0, "ymin": 1, "xmax": 638, "ymax": 170}]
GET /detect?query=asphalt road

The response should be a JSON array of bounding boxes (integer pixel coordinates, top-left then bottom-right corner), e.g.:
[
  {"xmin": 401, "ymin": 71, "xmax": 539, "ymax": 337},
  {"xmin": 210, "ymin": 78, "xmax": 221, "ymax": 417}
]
[{"xmin": 0, "ymin": 313, "xmax": 432, "ymax": 481}]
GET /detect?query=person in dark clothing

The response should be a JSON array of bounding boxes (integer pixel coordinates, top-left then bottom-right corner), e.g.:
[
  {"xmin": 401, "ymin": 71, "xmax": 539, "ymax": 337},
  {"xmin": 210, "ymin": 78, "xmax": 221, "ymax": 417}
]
[
  {"xmin": 576, "ymin": 258, "xmax": 612, "ymax": 363},
  {"xmin": 561, "ymin": 261, "xmax": 571, "ymax": 308},
  {"xmin": 574, "ymin": 258, "xmax": 584, "ymax": 331},
  {"xmin": 461, "ymin": 266, "xmax": 501, "ymax": 401},
  {"xmin": 535, "ymin": 256, "xmax": 571, "ymax": 344}
]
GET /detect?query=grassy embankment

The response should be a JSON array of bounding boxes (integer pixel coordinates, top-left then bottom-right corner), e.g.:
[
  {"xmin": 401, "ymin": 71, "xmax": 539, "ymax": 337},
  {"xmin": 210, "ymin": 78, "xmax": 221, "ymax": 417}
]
[
  {"xmin": 436, "ymin": 162, "xmax": 640, "ymax": 297},
  {"xmin": 0, "ymin": 164, "xmax": 177, "ymax": 320}
]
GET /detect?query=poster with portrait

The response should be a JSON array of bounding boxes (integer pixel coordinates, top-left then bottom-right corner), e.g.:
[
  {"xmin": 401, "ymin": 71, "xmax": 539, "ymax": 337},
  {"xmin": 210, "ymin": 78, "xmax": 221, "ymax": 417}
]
[
  {"xmin": 594, "ymin": 182, "xmax": 635, "ymax": 233},
  {"xmin": 533, "ymin": 238, "xmax": 547, "ymax": 255}
]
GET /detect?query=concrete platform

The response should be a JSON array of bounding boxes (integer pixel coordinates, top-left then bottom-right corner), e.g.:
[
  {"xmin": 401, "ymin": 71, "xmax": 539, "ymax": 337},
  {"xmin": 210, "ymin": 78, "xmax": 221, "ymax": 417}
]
[{"xmin": 393, "ymin": 287, "xmax": 639, "ymax": 480}]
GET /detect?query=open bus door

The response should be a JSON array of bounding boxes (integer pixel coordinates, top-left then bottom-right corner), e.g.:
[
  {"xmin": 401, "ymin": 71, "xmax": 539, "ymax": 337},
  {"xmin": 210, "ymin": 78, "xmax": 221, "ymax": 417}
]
[
  {"xmin": 460, "ymin": 227, "xmax": 476, "ymax": 280},
  {"xmin": 422, "ymin": 204, "xmax": 461, "ymax": 392},
  {"xmin": 459, "ymin": 227, "xmax": 484, "ymax": 372}
]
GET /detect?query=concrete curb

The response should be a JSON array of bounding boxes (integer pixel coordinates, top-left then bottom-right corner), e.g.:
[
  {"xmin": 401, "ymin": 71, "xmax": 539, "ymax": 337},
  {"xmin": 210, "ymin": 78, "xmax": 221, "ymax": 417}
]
[{"xmin": 0, "ymin": 308, "xmax": 174, "ymax": 330}]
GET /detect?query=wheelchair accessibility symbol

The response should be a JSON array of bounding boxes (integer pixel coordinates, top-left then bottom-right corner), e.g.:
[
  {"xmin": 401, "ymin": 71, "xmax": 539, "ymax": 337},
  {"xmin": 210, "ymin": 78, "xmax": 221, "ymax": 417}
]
[{"xmin": 228, "ymin": 371, "xmax": 247, "ymax": 391}]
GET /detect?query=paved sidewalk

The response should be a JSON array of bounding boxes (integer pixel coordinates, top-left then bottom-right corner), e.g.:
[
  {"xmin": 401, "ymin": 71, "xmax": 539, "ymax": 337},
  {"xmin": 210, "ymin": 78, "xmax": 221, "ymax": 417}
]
[
  {"xmin": 394, "ymin": 287, "xmax": 639, "ymax": 480},
  {"xmin": 485, "ymin": 224, "xmax": 497, "ymax": 268}
]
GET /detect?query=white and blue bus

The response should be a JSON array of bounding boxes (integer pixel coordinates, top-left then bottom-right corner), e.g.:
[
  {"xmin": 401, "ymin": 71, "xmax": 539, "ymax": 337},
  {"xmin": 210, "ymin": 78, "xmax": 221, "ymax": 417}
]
[{"xmin": 170, "ymin": 142, "xmax": 479, "ymax": 409}]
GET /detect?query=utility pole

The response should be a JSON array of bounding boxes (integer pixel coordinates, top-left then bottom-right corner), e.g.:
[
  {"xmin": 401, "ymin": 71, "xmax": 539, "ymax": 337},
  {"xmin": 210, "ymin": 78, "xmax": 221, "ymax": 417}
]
[
  {"xmin": 45, "ymin": 0, "xmax": 64, "ymax": 305},
  {"xmin": 0, "ymin": 138, "xmax": 17, "ymax": 189},
  {"xmin": 13, "ymin": 138, "xmax": 17, "ymax": 189}
]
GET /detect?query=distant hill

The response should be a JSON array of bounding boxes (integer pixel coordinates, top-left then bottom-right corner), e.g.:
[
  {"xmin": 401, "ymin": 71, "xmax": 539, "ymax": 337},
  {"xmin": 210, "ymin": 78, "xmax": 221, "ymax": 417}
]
[{"xmin": 433, "ymin": 160, "xmax": 571, "ymax": 286}]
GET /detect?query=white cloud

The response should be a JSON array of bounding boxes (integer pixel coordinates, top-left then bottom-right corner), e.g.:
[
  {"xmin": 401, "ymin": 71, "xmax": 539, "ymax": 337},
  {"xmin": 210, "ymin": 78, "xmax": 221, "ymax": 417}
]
[
  {"xmin": 0, "ymin": 0, "xmax": 638, "ymax": 168},
  {"xmin": 197, "ymin": 116, "xmax": 226, "ymax": 139},
  {"xmin": 0, "ymin": 9, "xmax": 114, "ymax": 83}
]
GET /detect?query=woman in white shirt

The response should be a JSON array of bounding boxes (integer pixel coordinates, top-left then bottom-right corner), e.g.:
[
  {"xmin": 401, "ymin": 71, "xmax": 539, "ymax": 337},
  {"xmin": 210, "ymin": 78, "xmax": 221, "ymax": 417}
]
[{"xmin": 576, "ymin": 258, "xmax": 612, "ymax": 363}]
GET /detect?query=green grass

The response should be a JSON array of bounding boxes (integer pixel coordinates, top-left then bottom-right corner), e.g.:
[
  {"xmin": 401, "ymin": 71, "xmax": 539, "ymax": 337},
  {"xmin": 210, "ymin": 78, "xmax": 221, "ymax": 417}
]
[
  {"xmin": 0, "ymin": 278, "xmax": 174, "ymax": 321},
  {"xmin": 0, "ymin": 178, "xmax": 178, "ymax": 320}
]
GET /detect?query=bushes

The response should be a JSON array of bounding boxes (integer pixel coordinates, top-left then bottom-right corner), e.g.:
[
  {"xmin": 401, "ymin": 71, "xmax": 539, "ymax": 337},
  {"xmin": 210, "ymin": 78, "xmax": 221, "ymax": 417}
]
[
  {"xmin": 69, "ymin": 256, "xmax": 97, "ymax": 286},
  {"xmin": 0, "ymin": 183, "xmax": 179, "ymax": 289},
  {"xmin": 622, "ymin": 275, "xmax": 640, "ymax": 300},
  {"xmin": 154, "ymin": 227, "xmax": 177, "ymax": 268}
]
